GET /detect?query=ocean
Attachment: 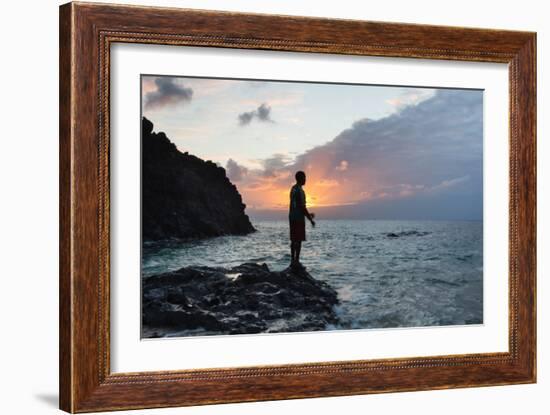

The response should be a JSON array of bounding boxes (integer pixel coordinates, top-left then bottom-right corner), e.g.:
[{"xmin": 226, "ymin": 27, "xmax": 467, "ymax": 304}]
[{"xmin": 142, "ymin": 220, "xmax": 483, "ymax": 331}]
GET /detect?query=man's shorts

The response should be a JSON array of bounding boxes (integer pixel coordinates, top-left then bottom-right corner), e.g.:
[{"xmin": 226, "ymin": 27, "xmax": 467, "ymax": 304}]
[{"xmin": 289, "ymin": 220, "xmax": 306, "ymax": 242}]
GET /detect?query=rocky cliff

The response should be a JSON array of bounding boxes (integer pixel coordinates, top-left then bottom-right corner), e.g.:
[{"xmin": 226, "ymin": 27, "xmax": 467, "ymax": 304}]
[
  {"xmin": 142, "ymin": 263, "xmax": 340, "ymax": 337},
  {"xmin": 142, "ymin": 117, "xmax": 255, "ymax": 240}
]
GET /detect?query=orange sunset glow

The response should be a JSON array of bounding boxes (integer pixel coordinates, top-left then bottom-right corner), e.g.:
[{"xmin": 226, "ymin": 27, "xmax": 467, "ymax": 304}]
[
  {"xmin": 236, "ymin": 161, "xmax": 377, "ymax": 212},
  {"xmin": 142, "ymin": 75, "xmax": 483, "ymax": 221}
]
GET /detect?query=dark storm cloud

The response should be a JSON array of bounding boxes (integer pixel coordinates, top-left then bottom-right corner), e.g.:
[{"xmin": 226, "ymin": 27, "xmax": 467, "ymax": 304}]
[
  {"xmin": 324, "ymin": 89, "xmax": 478, "ymax": 184},
  {"xmin": 238, "ymin": 103, "xmax": 274, "ymax": 126},
  {"xmin": 238, "ymin": 110, "xmax": 256, "ymax": 126},
  {"xmin": 256, "ymin": 103, "xmax": 273, "ymax": 122},
  {"xmin": 241, "ymin": 89, "xmax": 483, "ymax": 220},
  {"xmin": 292, "ymin": 89, "xmax": 483, "ymax": 218},
  {"xmin": 261, "ymin": 153, "xmax": 293, "ymax": 177},
  {"xmin": 226, "ymin": 159, "xmax": 248, "ymax": 182},
  {"xmin": 144, "ymin": 77, "xmax": 193, "ymax": 110}
]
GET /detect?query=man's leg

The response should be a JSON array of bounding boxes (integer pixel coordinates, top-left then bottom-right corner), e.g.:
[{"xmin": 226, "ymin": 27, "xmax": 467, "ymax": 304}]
[
  {"xmin": 295, "ymin": 241, "xmax": 302, "ymax": 263},
  {"xmin": 290, "ymin": 242, "xmax": 296, "ymax": 262}
]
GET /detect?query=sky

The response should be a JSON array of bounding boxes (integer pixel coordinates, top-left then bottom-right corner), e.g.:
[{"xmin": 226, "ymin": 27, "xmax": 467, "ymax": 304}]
[{"xmin": 142, "ymin": 75, "xmax": 483, "ymax": 220}]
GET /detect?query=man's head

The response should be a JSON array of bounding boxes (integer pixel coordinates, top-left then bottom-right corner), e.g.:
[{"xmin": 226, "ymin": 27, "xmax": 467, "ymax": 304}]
[{"xmin": 295, "ymin": 171, "xmax": 306, "ymax": 186}]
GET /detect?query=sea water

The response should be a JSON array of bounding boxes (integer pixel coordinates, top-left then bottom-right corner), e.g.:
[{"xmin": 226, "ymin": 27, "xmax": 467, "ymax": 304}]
[{"xmin": 142, "ymin": 220, "xmax": 483, "ymax": 330}]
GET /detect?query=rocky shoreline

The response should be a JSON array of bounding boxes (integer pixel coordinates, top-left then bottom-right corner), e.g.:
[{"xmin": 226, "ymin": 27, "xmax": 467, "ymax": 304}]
[
  {"xmin": 142, "ymin": 117, "xmax": 255, "ymax": 241},
  {"xmin": 142, "ymin": 262, "xmax": 340, "ymax": 338}
]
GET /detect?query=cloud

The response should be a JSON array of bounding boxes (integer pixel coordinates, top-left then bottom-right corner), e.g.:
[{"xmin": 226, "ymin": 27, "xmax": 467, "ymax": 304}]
[
  {"xmin": 257, "ymin": 103, "xmax": 272, "ymax": 122},
  {"xmin": 238, "ymin": 103, "xmax": 274, "ymax": 126},
  {"xmin": 238, "ymin": 111, "xmax": 255, "ymax": 126},
  {"xmin": 386, "ymin": 88, "xmax": 435, "ymax": 110},
  {"xmin": 429, "ymin": 175, "xmax": 471, "ymax": 192},
  {"xmin": 317, "ymin": 179, "xmax": 339, "ymax": 188},
  {"xmin": 144, "ymin": 77, "xmax": 193, "ymax": 110},
  {"xmin": 335, "ymin": 160, "xmax": 349, "ymax": 171},
  {"xmin": 178, "ymin": 78, "xmax": 233, "ymax": 97},
  {"xmin": 226, "ymin": 159, "xmax": 248, "ymax": 182},
  {"xmin": 291, "ymin": 88, "xmax": 481, "ymax": 196},
  {"xmin": 260, "ymin": 153, "xmax": 293, "ymax": 177},
  {"xmin": 233, "ymin": 89, "xmax": 483, "ymax": 218}
]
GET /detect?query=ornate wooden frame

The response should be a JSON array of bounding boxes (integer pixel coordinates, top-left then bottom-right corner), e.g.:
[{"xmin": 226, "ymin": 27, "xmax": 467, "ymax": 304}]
[{"xmin": 59, "ymin": 2, "xmax": 536, "ymax": 412}]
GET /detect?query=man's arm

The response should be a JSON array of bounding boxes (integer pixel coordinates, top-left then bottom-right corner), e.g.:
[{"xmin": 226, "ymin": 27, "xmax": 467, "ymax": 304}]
[{"xmin": 300, "ymin": 192, "xmax": 315, "ymax": 226}]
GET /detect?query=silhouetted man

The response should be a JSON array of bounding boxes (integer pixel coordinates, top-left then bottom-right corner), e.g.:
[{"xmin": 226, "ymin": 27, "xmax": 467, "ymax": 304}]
[{"xmin": 289, "ymin": 171, "xmax": 315, "ymax": 268}]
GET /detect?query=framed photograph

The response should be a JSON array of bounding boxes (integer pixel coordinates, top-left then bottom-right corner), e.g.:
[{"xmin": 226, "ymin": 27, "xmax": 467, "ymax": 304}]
[{"xmin": 59, "ymin": 2, "xmax": 536, "ymax": 412}]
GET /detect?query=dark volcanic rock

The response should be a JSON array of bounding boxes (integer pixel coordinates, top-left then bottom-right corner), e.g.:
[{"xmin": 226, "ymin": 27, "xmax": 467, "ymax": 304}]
[
  {"xmin": 142, "ymin": 263, "xmax": 340, "ymax": 337},
  {"xmin": 142, "ymin": 117, "xmax": 255, "ymax": 240},
  {"xmin": 386, "ymin": 230, "xmax": 431, "ymax": 238}
]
